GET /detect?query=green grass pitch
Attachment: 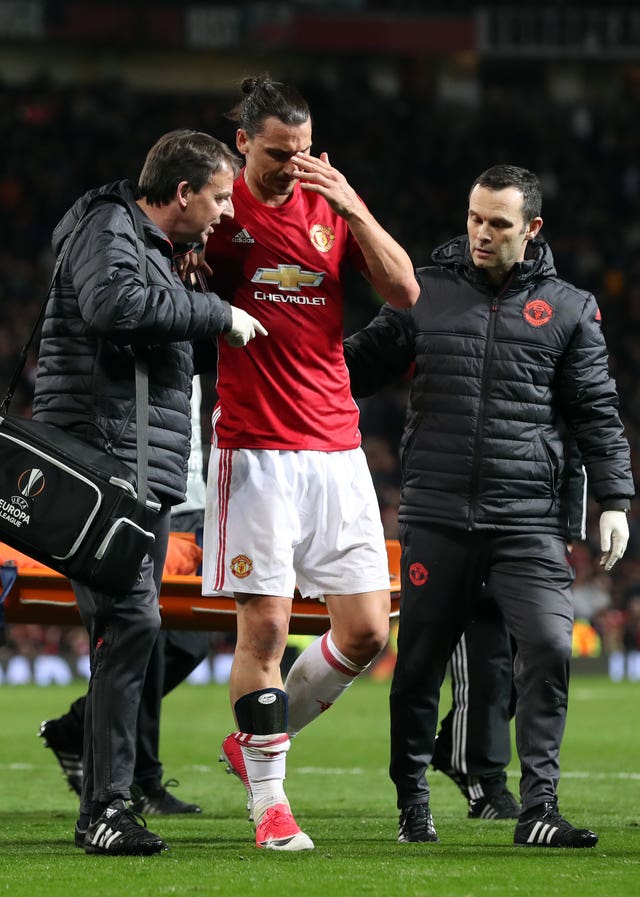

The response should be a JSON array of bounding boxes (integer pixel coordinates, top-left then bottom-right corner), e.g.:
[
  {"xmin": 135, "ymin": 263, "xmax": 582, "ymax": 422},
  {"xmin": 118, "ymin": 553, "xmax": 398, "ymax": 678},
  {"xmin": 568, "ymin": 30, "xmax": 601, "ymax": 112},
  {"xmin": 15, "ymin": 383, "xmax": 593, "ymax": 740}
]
[{"xmin": 0, "ymin": 675, "xmax": 638, "ymax": 896}]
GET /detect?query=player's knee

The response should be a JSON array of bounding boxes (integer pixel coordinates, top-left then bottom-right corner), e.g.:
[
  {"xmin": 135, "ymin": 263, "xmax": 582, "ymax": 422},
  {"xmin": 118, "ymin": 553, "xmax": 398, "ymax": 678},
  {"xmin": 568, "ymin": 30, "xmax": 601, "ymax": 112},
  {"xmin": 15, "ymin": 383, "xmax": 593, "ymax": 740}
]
[
  {"xmin": 342, "ymin": 619, "xmax": 389, "ymax": 665},
  {"xmin": 241, "ymin": 614, "xmax": 289, "ymax": 660},
  {"xmin": 370, "ymin": 617, "xmax": 390, "ymax": 655}
]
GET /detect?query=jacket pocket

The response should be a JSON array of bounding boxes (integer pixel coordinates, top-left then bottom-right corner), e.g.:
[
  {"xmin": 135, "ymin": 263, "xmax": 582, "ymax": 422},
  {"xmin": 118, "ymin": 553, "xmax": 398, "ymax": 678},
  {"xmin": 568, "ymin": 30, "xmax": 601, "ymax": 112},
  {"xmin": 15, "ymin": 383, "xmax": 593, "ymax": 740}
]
[
  {"xmin": 105, "ymin": 400, "xmax": 136, "ymax": 451},
  {"xmin": 539, "ymin": 433, "xmax": 562, "ymax": 499}
]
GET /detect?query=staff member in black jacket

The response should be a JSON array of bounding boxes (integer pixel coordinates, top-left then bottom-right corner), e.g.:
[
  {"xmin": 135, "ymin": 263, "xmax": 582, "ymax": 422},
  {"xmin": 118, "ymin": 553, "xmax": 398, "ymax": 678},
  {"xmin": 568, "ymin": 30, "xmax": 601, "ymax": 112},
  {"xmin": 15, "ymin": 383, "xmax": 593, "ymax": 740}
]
[
  {"xmin": 344, "ymin": 164, "xmax": 633, "ymax": 848},
  {"xmin": 32, "ymin": 129, "xmax": 266, "ymax": 855}
]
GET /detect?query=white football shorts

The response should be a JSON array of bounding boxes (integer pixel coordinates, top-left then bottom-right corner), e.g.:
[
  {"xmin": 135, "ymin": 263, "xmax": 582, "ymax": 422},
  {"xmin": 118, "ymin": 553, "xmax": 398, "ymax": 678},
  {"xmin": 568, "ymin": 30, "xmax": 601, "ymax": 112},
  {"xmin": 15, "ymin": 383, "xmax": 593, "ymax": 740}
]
[{"xmin": 201, "ymin": 447, "xmax": 390, "ymax": 599}]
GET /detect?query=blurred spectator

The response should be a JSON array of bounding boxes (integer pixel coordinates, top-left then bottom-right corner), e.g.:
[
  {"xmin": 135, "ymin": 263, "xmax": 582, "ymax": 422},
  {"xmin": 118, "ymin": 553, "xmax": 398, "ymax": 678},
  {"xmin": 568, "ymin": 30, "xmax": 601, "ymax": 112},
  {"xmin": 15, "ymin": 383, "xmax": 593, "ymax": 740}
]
[{"xmin": 571, "ymin": 543, "xmax": 613, "ymax": 623}]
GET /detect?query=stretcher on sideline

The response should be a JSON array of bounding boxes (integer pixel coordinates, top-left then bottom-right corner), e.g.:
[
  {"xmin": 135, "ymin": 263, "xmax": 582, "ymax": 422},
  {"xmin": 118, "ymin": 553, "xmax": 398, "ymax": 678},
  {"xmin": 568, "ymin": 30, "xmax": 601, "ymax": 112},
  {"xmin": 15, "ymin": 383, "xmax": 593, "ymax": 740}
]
[{"xmin": 0, "ymin": 536, "xmax": 401, "ymax": 636}]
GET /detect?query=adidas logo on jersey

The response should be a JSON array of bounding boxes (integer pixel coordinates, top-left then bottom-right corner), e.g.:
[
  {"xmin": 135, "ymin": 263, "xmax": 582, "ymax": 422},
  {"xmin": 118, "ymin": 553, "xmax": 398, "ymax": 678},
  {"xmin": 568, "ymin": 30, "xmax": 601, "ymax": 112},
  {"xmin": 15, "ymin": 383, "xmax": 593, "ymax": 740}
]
[{"xmin": 232, "ymin": 228, "xmax": 255, "ymax": 244}]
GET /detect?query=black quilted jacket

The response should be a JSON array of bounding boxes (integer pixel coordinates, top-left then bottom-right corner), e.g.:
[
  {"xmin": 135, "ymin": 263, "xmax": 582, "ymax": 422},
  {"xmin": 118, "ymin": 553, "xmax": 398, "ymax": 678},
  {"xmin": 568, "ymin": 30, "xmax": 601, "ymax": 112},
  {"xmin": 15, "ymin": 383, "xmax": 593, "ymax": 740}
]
[
  {"xmin": 345, "ymin": 235, "xmax": 634, "ymax": 533},
  {"xmin": 32, "ymin": 180, "xmax": 232, "ymax": 504}
]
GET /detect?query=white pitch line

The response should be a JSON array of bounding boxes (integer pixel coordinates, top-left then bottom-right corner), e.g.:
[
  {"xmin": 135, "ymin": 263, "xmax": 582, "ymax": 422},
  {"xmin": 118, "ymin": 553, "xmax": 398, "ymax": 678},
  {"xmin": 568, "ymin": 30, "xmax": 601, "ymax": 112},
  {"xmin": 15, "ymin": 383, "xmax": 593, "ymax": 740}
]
[
  {"xmin": 4, "ymin": 764, "xmax": 639, "ymax": 781},
  {"xmin": 293, "ymin": 767, "xmax": 640, "ymax": 781}
]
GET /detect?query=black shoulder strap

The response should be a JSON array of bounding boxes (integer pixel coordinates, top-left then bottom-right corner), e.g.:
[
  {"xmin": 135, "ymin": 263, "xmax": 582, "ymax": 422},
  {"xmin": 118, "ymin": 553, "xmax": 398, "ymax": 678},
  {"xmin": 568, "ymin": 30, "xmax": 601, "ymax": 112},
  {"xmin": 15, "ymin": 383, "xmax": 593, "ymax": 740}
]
[{"xmin": 0, "ymin": 209, "xmax": 88, "ymax": 414}]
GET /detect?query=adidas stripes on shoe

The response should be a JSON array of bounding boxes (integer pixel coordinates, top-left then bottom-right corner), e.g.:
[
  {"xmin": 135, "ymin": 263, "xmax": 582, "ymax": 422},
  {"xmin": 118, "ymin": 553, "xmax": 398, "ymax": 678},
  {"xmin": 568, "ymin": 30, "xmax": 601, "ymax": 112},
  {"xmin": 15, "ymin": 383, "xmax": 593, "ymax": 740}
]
[
  {"xmin": 468, "ymin": 785, "xmax": 521, "ymax": 820},
  {"xmin": 514, "ymin": 801, "xmax": 598, "ymax": 848},
  {"xmin": 83, "ymin": 799, "xmax": 168, "ymax": 856}
]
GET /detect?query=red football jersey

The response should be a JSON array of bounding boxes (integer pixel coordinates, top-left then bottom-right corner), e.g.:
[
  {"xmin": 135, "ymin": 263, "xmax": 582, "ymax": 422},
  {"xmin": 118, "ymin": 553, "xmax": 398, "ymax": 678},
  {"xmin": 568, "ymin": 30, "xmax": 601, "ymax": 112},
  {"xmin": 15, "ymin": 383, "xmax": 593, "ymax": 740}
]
[{"xmin": 206, "ymin": 172, "xmax": 367, "ymax": 450}]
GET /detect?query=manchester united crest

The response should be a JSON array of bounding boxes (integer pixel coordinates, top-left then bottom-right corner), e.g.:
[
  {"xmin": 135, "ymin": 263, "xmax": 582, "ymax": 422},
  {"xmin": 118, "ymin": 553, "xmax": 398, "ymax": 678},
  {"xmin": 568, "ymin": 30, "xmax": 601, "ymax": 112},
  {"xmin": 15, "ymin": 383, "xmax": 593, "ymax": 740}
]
[
  {"xmin": 523, "ymin": 298, "xmax": 553, "ymax": 327},
  {"xmin": 230, "ymin": 554, "xmax": 253, "ymax": 578},
  {"xmin": 409, "ymin": 562, "xmax": 429, "ymax": 587},
  {"xmin": 309, "ymin": 224, "xmax": 335, "ymax": 253}
]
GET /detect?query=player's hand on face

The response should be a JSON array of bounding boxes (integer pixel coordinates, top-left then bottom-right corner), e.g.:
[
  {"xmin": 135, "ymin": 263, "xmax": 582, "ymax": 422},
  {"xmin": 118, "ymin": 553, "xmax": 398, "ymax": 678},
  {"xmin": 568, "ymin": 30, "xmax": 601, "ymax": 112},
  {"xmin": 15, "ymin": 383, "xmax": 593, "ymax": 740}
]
[{"xmin": 292, "ymin": 151, "xmax": 359, "ymax": 219}]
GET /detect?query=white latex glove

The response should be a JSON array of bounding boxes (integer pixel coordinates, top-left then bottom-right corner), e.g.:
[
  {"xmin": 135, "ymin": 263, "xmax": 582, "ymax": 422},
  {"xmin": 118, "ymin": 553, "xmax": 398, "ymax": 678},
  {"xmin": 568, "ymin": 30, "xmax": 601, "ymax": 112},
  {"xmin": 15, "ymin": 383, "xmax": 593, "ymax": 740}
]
[
  {"xmin": 225, "ymin": 307, "xmax": 268, "ymax": 347},
  {"xmin": 599, "ymin": 510, "xmax": 629, "ymax": 571}
]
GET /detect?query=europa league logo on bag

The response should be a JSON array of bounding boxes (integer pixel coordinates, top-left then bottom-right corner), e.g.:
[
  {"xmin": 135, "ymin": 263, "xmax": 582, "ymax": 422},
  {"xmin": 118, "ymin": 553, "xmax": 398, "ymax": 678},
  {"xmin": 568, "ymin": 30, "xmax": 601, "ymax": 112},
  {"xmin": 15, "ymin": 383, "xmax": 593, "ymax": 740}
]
[
  {"xmin": 0, "ymin": 468, "xmax": 45, "ymax": 530},
  {"xmin": 18, "ymin": 468, "xmax": 46, "ymax": 498}
]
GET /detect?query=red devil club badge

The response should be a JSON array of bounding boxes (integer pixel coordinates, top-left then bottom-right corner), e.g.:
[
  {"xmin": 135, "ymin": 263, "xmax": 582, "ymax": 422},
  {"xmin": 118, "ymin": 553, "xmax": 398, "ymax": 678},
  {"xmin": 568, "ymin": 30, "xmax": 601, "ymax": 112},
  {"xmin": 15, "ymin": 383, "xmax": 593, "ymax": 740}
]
[
  {"xmin": 409, "ymin": 562, "xmax": 429, "ymax": 586},
  {"xmin": 523, "ymin": 299, "xmax": 553, "ymax": 327}
]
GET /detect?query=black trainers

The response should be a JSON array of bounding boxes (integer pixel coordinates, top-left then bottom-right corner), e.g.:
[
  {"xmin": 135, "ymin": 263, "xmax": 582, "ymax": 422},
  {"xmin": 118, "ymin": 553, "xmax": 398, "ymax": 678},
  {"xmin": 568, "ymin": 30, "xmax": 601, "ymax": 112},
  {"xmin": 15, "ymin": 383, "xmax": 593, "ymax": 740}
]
[
  {"xmin": 38, "ymin": 719, "xmax": 83, "ymax": 796},
  {"xmin": 514, "ymin": 801, "xmax": 598, "ymax": 848},
  {"xmin": 398, "ymin": 804, "xmax": 439, "ymax": 843},
  {"xmin": 468, "ymin": 785, "xmax": 521, "ymax": 819},
  {"xmin": 83, "ymin": 799, "xmax": 168, "ymax": 855},
  {"xmin": 130, "ymin": 778, "xmax": 201, "ymax": 815}
]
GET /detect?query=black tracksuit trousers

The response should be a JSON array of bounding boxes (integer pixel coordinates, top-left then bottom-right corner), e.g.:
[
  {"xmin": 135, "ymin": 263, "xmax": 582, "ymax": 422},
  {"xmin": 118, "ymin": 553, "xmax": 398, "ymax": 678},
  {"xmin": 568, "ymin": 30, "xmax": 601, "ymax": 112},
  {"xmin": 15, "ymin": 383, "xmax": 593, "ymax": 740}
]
[
  {"xmin": 61, "ymin": 627, "xmax": 208, "ymax": 792},
  {"xmin": 133, "ymin": 627, "xmax": 209, "ymax": 791},
  {"xmin": 74, "ymin": 506, "xmax": 170, "ymax": 815},
  {"xmin": 64, "ymin": 508, "xmax": 208, "ymax": 803},
  {"xmin": 390, "ymin": 523, "xmax": 574, "ymax": 813},
  {"xmin": 432, "ymin": 592, "xmax": 515, "ymax": 790}
]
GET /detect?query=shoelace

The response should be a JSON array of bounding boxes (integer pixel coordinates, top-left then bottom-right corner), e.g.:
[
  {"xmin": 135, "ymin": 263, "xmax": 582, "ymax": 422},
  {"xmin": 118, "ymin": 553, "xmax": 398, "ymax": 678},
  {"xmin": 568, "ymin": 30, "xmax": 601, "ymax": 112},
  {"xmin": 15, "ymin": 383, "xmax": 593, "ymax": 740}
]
[
  {"xmin": 138, "ymin": 778, "xmax": 181, "ymax": 800},
  {"xmin": 540, "ymin": 808, "xmax": 567, "ymax": 827},
  {"xmin": 402, "ymin": 806, "xmax": 433, "ymax": 831},
  {"xmin": 162, "ymin": 777, "xmax": 180, "ymax": 791},
  {"xmin": 108, "ymin": 805, "xmax": 148, "ymax": 831},
  {"xmin": 406, "ymin": 806, "xmax": 430, "ymax": 820}
]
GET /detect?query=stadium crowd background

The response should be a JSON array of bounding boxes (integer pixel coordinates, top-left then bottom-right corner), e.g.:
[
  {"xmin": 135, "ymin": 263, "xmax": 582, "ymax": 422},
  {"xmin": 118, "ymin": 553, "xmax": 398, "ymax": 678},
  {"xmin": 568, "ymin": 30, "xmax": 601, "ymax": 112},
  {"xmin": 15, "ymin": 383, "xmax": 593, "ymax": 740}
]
[{"xmin": 1, "ymin": 5, "xmax": 640, "ymax": 681}]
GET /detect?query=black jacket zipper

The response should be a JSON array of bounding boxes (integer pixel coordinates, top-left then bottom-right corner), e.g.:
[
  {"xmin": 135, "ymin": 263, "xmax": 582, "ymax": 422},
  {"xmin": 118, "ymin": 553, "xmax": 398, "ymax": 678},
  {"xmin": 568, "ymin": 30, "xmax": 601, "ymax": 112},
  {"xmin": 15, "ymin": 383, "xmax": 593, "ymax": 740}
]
[{"xmin": 466, "ymin": 274, "xmax": 514, "ymax": 529}]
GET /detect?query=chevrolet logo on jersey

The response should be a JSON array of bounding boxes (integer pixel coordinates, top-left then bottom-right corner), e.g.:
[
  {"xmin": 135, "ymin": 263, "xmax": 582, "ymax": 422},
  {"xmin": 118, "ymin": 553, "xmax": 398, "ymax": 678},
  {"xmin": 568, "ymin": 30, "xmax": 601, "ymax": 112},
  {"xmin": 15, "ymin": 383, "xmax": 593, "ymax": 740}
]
[{"xmin": 251, "ymin": 265, "xmax": 324, "ymax": 292}]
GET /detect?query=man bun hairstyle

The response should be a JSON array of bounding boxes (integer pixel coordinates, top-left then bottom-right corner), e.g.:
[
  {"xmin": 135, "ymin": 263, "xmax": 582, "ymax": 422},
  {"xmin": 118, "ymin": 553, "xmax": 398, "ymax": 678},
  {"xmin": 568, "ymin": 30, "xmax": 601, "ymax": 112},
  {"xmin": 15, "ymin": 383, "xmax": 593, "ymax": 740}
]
[{"xmin": 225, "ymin": 74, "xmax": 310, "ymax": 138}]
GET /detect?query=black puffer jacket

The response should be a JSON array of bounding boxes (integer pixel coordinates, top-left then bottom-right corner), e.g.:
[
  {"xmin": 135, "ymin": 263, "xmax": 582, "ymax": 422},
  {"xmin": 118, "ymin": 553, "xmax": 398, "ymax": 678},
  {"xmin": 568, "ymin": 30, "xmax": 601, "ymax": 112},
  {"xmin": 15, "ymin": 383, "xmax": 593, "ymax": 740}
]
[
  {"xmin": 345, "ymin": 235, "xmax": 634, "ymax": 533},
  {"xmin": 32, "ymin": 180, "xmax": 232, "ymax": 504}
]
